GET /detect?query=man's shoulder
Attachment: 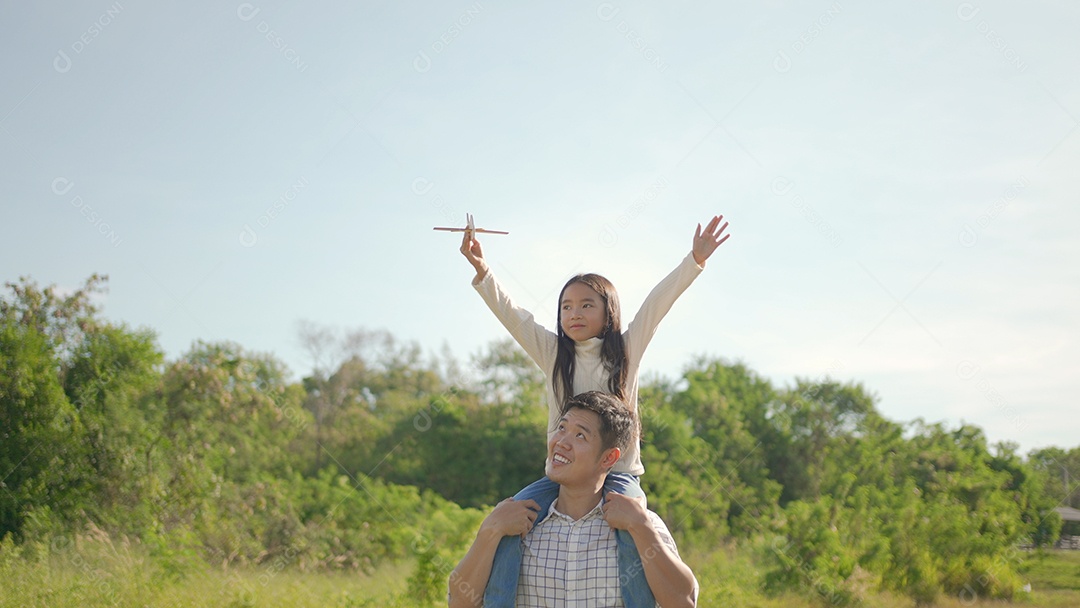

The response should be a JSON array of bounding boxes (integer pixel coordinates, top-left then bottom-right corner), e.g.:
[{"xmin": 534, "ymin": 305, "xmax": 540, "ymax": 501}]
[
  {"xmin": 645, "ymin": 509, "xmax": 680, "ymax": 555},
  {"xmin": 645, "ymin": 508, "xmax": 671, "ymax": 530}
]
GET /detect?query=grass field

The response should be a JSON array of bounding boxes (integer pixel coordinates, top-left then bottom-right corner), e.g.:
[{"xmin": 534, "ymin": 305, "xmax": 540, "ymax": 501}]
[
  {"xmin": 2, "ymin": 533, "xmax": 1078, "ymax": 607},
  {"xmin": 1015, "ymin": 550, "xmax": 1080, "ymax": 607}
]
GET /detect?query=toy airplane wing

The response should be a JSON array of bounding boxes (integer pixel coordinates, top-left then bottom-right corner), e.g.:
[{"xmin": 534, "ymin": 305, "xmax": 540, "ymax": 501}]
[{"xmin": 433, "ymin": 213, "xmax": 509, "ymax": 236}]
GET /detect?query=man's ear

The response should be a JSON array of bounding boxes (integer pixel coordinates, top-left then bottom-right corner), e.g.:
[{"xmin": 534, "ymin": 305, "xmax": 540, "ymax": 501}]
[{"xmin": 600, "ymin": 447, "xmax": 621, "ymax": 470}]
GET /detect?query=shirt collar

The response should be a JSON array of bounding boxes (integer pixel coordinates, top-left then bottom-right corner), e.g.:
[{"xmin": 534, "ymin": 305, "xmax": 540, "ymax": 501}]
[{"xmin": 542, "ymin": 497, "xmax": 605, "ymax": 525}]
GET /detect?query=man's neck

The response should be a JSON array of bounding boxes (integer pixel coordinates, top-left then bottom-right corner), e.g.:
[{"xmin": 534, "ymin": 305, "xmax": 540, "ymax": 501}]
[{"xmin": 554, "ymin": 482, "xmax": 605, "ymax": 520}]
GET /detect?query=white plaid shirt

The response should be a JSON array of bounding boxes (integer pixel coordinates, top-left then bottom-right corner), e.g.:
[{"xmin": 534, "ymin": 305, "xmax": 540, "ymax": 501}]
[{"xmin": 514, "ymin": 498, "xmax": 680, "ymax": 607}]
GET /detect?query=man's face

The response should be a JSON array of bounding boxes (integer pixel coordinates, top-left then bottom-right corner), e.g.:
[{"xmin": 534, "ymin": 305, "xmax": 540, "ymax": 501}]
[{"xmin": 545, "ymin": 407, "xmax": 617, "ymax": 487}]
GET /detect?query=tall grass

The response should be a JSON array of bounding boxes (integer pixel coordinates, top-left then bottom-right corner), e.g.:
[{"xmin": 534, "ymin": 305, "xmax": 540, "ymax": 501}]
[
  {"xmin": 0, "ymin": 527, "xmax": 411, "ymax": 608},
  {"xmin": 3, "ymin": 529, "xmax": 1080, "ymax": 607}
]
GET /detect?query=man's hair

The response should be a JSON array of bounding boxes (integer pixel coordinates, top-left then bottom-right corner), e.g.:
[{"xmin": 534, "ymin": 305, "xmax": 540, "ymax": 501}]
[{"xmin": 560, "ymin": 391, "xmax": 636, "ymax": 454}]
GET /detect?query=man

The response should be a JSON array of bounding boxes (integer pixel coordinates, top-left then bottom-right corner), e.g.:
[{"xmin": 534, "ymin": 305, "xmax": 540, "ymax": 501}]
[{"xmin": 448, "ymin": 391, "xmax": 698, "ymax": 607}]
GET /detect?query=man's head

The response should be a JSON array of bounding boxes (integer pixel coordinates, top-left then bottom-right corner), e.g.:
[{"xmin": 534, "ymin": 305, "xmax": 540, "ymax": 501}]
[{"xmin": 545, "ymin": 391, "xmax": 636, "ymax": 485}]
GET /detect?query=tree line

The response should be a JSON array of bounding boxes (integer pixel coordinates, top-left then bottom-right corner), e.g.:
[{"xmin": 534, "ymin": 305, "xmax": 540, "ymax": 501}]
[{"xmin": 1, "ymin": 274, "xmax": 1076, "ymax": 605}]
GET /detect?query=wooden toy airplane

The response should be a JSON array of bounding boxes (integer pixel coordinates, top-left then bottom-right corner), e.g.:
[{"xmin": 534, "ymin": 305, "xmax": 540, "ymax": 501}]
[{"xmin": 433, "ymin": 213, "xmax": 509, "ymax": 237}]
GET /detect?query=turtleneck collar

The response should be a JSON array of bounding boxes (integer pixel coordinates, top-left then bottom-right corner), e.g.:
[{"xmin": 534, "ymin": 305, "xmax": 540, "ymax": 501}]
[{"xmin": 573, "ymin": 336, "xmax": 604, "ymax": 354}]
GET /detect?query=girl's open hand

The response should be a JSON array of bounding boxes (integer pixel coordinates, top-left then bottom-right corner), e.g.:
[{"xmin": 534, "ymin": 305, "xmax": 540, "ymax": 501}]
[{"xmin": 692, "ymin": 215, "xmax": 731, "ymax": 266}]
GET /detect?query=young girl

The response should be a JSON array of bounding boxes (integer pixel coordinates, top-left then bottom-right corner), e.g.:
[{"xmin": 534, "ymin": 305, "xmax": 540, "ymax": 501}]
[{"xmin": 460, "ymin": 215, "xmax": 730, "ymax": 607}]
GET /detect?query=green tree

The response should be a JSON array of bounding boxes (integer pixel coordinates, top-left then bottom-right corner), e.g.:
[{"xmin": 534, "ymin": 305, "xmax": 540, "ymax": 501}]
[
  {"xmin": 0, "ymin": 316, "xmax": 86, "ymax": 539},
  {"xmin": 1028, "ymin": 445, "xmax": 1080, "ymax": 537},
  {"xmin": 470, "ymin": 337, "xmax": 544, "ymax": 407},
  {"xmin": 769, "ymin": 379, "xmax": 887, "ymax": 504},
  {"xmin": 990, "ymin": 442, "xmax": 1062, "ymax": 547},
  {"xmin": 0, "ymin": 274, "xmax": 107, "ymax": 364},
  {"xmin": 1, "ymin": 275, "xmax": 124, "ymax": 539},
  {"xmin": 157, "ymin": 341, "xmax": 309, "ymax": 533},
  {"xmin": 668, "ymin": 359, "xmax": 782, "ymax": 536},
  {"xmin": 370, "ymin": 391, "xmax": 547, "ymax": 509},
  {"xmin": 62, "ymin": 323, "xmax": 164, "ymax": 532}
]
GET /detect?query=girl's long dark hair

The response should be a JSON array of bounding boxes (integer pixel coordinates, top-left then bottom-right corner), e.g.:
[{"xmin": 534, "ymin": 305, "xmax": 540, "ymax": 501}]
[{"xmin": 553, "ymin": 273, "xmax": 628, "ymax": 407}]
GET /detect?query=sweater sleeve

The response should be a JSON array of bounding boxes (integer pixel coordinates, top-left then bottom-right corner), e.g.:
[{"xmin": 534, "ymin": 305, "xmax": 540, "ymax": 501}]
[
  {"xmin": 472, "ymin": 271, "xmax": 558, "ymax": 373},
  {"xmin": 624, "ymin": 253, "xmax": 704, "ymax": 362}
]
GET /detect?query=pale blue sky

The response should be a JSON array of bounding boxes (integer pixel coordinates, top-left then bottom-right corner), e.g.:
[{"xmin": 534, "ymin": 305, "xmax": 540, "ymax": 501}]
[{"xmin": 3, "ymin": 1, "xmax": 1077, "ymax": 453}]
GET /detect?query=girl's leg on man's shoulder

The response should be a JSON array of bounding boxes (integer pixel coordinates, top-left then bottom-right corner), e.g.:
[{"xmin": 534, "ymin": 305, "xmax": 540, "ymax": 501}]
[
  {"xmin": 483, "ymin": 477, "xmax": 558, "ymax": 607},
  {"xmin": 513, "ymin": 476, "xmax": 559, "ymax": 516},
  {"xmin": 604, "ymin": 473, "xmax": 656, "ymax": 608},
  {"xmin": 604, "ymin": 471, "xmax": 646, "ymax": 503}
]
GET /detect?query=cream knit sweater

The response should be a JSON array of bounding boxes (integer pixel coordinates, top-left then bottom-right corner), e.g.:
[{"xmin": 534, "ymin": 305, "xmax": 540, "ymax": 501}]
[{"xmin": 472, "ymin": 253, "xmax": 704, "ymax": 475}]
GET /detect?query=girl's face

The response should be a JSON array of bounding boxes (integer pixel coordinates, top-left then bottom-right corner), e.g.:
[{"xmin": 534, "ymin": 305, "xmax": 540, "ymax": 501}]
[{"xmin": 560, "ymin": 281, "xmax": 608, "ymax": 342}]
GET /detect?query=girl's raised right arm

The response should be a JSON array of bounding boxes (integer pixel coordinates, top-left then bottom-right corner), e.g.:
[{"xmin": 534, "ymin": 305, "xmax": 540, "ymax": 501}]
[{"xmin": 461, "ymin": 232, "xmax": 558, "ymax": 373}]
